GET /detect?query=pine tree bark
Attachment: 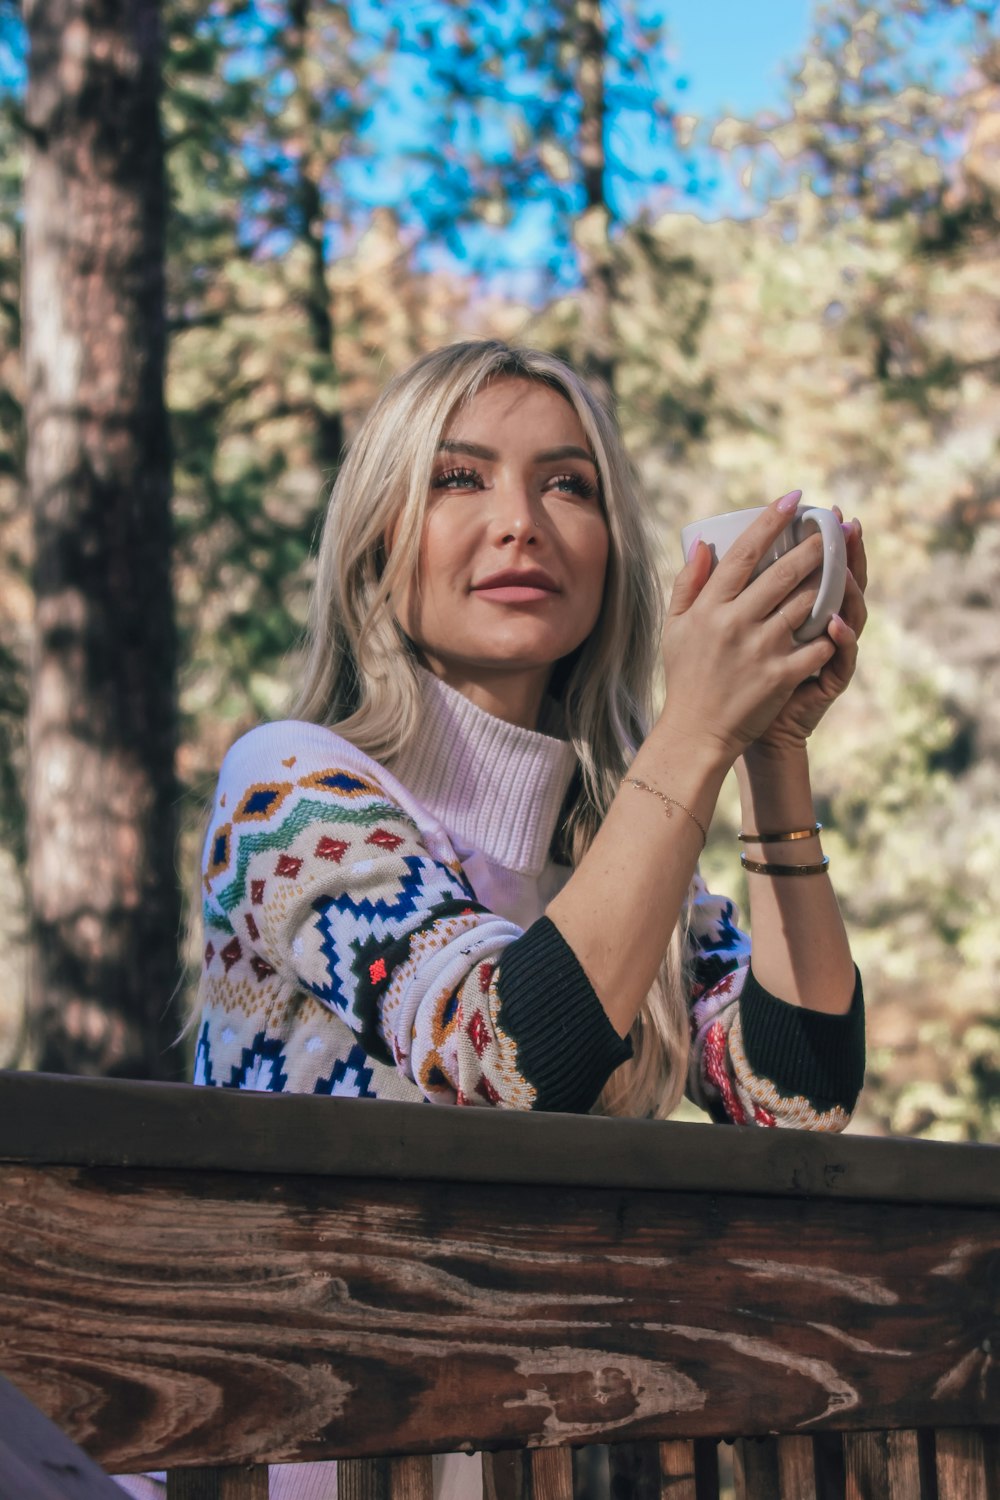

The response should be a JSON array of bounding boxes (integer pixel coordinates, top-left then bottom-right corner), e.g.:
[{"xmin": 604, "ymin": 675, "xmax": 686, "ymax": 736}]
[
  {"xmin": 23, "ymin": 0, "xmax": 183, "ymax": 1076},
  {"xmin": 574, "ymin": 0, "xmax": 616, "ymax": 398}
]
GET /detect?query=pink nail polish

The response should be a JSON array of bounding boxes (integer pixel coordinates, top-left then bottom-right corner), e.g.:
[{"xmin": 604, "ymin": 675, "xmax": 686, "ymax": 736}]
[
  {"xmin": 686, "ymin": 533, "xmax": 702, "ymax": 563},
  {"xmin": 776, "ymin": 489, "xmax": 802, "ymax": 514}
]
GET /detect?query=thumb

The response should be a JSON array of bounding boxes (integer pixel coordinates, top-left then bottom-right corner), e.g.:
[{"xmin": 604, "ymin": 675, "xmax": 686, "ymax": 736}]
[{"xmin": 667, "ymin": 540, "xmax": 713, "ymax": 619}]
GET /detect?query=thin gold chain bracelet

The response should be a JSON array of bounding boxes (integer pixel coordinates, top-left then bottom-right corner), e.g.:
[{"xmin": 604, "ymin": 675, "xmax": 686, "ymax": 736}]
[{"xmin": 623, "ymin": 776, "xmax": 708, "ymax": 849}]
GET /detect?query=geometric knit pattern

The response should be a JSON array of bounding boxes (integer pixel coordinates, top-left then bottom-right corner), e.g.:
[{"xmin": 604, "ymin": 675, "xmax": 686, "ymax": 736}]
[{"xmin": 195, "ymin": 717, "xmax": 863, "ymax": 1125}]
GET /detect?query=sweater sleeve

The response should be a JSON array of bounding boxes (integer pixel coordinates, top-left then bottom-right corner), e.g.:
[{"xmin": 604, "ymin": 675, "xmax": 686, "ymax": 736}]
[
  {"xmin": 201, "ymin": 724, "xmax": 631, "ymax": 1112},
  {"xmin": 685, "ymin": 873, "xmax": 864, "ymax": 1130}
]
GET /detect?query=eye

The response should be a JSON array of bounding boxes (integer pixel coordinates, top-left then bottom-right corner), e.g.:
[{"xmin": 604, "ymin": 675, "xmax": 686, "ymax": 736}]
[
  {"xmin": 432, "ymin": 466, "xmax": 484, "ymax": 490},
  {"xmin": 547, "ymin": 472, "xmax": 599, "ymax": 501}
]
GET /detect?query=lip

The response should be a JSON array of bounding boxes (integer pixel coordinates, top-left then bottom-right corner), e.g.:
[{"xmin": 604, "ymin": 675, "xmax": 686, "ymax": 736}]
[{"xmin": 472, "ymin": 568, "xmax": 560, "ymax": 596}]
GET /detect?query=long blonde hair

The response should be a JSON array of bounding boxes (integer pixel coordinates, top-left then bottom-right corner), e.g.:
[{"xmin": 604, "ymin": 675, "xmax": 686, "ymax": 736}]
[{"xmin": 290, "ymin": 340, "xmax": 690, "ymax": 1118}]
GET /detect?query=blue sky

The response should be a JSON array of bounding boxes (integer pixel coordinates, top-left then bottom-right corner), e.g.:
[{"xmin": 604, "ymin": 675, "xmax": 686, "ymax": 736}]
[{"xmin": 666, "ymin": 0, "xmax": 814, "ymax": 120}]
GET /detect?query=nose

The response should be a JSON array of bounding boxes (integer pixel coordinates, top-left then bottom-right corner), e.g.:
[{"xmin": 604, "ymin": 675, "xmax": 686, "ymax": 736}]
[{"xmin": 491, "ymin": 477, "xmax": 540, "ymax": 546}]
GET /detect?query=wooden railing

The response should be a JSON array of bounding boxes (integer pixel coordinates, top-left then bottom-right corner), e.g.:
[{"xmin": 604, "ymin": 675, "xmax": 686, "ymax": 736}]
[{"xmin": 0, "ymin": 1071, "xmax": 997, "ymax": 1500}]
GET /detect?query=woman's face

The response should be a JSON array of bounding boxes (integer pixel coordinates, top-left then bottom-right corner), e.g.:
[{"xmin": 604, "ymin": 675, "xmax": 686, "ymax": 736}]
[{"xmin": 392, "ymin": 377, "xmax": 610, "ymax": 726}]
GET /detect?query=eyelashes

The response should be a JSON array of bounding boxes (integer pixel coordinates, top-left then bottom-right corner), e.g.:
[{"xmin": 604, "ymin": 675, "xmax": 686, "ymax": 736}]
[{"xmin": 432, "ymin": 466, "xmax": 599, "ymax": 501}]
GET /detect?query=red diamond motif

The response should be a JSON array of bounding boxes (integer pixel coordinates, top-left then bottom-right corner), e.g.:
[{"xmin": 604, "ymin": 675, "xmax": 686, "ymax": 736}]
[
  {"xmin": 316, "ymin": 836, "xmax": 349, "ymax": 863},
  {"xmin": 221, "ymin": 937, "xmax": 242, "ymax": 972},
  {"xmin": 467, "ymin": 1011, "xmax": 490, "ymax": 1057},
  {"xmin": 275, "ymin": 853, "xmax": 302, "ymax": 878},
  {"xmin": 250, "ymin": 954, "xmax": 276, "ymax": 981},
  {"xmin": 366, "ymin": 828, "xmax": 403, "ymax": 851},
  {"xmin": 369, "ymin": 957, "xmax": 388, "ymax": 984},
  {"xmin": 478, "ymin": 962, "xmax": 493, "ymax": 994},
  {"xmin": 204, "ymin": 942, "xmax": 215, "ymax": 965},
  {"xmin": 476, "ymin": 1076, "xmax": 500, "ymax": 1105},
  {"xmin": 251, "ymin": 879, "xmax": 265, "ymax": 905},
  {"xmin": 245, "ymin": 912, "xmax": 260, "ymax": 941}
]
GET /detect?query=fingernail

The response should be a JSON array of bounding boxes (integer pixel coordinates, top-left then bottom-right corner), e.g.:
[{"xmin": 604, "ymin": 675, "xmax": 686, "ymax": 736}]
[
  {"xmin": 686, "ymin": 533, "xmax": 702, "ymax": 563},
  {"xmin": 776, "ymin": 489, "xmax": 802, "ymax": 514}
]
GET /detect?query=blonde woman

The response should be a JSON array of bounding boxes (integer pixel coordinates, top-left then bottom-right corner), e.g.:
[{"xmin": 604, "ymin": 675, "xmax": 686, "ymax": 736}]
[{"xmin": 193, "ymin": 340, "xmax": 866, "ymax": 1130}]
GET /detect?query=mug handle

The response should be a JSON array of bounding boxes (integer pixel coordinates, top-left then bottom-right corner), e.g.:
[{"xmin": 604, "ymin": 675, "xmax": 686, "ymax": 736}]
[{"xmin": 792, "ymin": 508, "xmax": 848, "ymax": 643}]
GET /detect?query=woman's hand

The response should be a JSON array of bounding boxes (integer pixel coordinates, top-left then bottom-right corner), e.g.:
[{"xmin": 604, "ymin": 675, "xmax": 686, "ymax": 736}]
[
  {"xmin": 748, "ymin": 512, "xmax": 867, "ymax": 756},
  {"xmin": 658, "ymin": 491, "xmax": 842, "ymax": 768}
]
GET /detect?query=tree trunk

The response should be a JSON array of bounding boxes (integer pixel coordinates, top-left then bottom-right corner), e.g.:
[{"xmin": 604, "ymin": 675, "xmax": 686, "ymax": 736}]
[
  {"xmin": 573, "ymin": 0, "xmax": 616, "ymax": 398},
  {"xmin": 23, "ymin": 0, "xmax": 182, "ymax": 1077},
  {"xmin": 287, "ymin": 0, "xmax": 344, "ymax": 476}
]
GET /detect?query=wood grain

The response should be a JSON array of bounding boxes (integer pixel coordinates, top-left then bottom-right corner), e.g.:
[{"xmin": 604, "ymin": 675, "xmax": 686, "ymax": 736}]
[
  {"xmin": 1, "ymin": 1162, "xmax": 997, "ymax": 1473},
  {"xmin": 165, "ymin": 1467, "xmax": 269, "ymax": 1500},
  {"xmin": 775, "ymin": 1436, "xmax": 815, "ymax": 1500},
  {"xmin": 2, "ymin": 1071, "xmax": 998, "ymax": 1209},
  {"xmin": 844, "ymin": 1429, "xmax": 924, "ymax": 1499},
  {"xmin": 658, "ymin": 1440, "xmax": 698, "ymax": 1500},
  {"xmin": 936, "ymin": 1428, "xmax": 994, "ymax": 1500}
]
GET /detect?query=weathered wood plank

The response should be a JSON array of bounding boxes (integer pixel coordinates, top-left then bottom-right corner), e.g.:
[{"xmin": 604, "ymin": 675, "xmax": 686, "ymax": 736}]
[
  {"xmin": 339, "ymin": 1458, "xmax": 389, "ymax": 1500},
  {"xmin": 1, "ymin": 1071, "xmax": 998, "ymax": 1209},
  {"xmin": 775, "ymin": 1435, "xmax": 815, "ymax": 1500},
  {"xmin": 166, "ymin": 1467, "xmax": 269, "ymax": 1500},
  {"xmin": 935, "ymin": 1428, "xmax": 992, "ymax": 1500},
  {"xmin": 658, "ymin": 1440, "xmax": 698, "ymax": 1500},
  {"xmin": 1, "ymin": 1163, "xmax": 997, "ymax": 1472},
  {"xmin": 0, "ymin": 1371, "xmax": 124, "ymax": 1500}
]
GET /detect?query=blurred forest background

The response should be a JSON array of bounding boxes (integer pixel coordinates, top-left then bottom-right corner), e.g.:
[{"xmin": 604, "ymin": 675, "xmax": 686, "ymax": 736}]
[{"xmin": 0, "ymin": 0, "xmax": 997, "ymax": 1140}]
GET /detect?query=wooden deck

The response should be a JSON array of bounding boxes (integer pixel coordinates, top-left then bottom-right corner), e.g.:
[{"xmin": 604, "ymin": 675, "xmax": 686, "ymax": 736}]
[{"xmin": 1, "ymin": 1070, "xmax": 997, "ymax": 1498}]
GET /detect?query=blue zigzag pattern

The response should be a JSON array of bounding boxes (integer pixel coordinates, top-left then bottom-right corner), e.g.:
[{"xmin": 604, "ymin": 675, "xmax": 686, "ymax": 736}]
[
  {"xmin": 304, "ymin": 854, "xmax": 472, "ymax": 1016},
  {"xmin": 314, "ymin": 1043, "xmax": 378, "ymax": 1098}
]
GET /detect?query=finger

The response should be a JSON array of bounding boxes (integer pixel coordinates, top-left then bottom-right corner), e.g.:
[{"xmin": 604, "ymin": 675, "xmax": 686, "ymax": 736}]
[
  {"xmin": 816, "ymin": 614, "xmax": 858, "ymax": 696},
  {"xmin": 666, "ymin": 542, "xmax": 713, "ymax": 619},
  {"xmin": 839, "ymin": 570, "xmax": 868, "ymax": 639},
  {"xmin": 739, "ymin": 530, "xmax": 826, "ymax": 621},
  {"xmin": 847, "ymin": 520, "xmax": 868, "ymax": 593},
  {"xmin": 709, "ymin": 490, "xmax": 803, "ymax": 600}
]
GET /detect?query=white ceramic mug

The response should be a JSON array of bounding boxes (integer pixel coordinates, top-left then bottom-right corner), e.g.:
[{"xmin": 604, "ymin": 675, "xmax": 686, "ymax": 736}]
[{"xmin": 679, "ymin": 503, "xmax": 847, "ymax": 643}]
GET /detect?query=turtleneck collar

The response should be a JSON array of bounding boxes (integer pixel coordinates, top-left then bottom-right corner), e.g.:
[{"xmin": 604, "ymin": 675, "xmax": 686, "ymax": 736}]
[{"xmin": 390, "ymin": 669, "xmax": 578, "ymax": 878}]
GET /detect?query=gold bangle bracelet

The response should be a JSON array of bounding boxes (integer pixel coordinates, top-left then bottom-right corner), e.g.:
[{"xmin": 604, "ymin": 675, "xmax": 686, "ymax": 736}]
[
  {"xmin": 738, "ymin": 822, "xmax": 823, "ymax": 843},
  {"xmin": 623, "ymin": 776, "xmax": 708, "ymax": 849},
  {"xmin": 740, "ymin": 853, "xmax": 830, "ymax": 876}
]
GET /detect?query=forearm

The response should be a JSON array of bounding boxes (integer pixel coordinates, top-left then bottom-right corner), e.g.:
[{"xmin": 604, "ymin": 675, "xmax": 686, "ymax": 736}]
[
  {"xmin": 736, "ymin": 744, "xmax": 855, "ymax": 1014},
  {"xmin": 546, "ymin": 723, "xmax": 729, "ymax": 1038}
]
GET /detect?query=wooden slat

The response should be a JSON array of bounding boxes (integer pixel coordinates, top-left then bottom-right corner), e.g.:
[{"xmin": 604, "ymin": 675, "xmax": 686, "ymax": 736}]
[
  {"xmin": 388, "ymin": 1456, "xmax": 433, "ymax": 1500},
  {"xmin": 1, "ymin": 1071, "xmax": 998, "ymax": 1209},
  {"xmin": 810, "ymin": 1434, "xmax": 844, "ymax": 1500},
  {"xmin": 844, "ymin": 1429, "xmax": 924, "ymax": 1499},
  {"xmin": 529, "ymin": 1450, "xmax": 574, "ymax": 1500},
  {"xmin": 484, "ymin": 1451, "xmax": 528, "ymax": 1500},
  {"xmin": 1, "ymin": 1164, "xmax": 997, "ymax": 1471},
  {"xmin": 936, "ymin": 1428, "xmax": 991, "ymax": 1500},
  {"xmin": 166, "ymin": 1468, "xmax": 269, "ymax": 1500},
  {"xmin": 733, "ymin": 1438, "xmax": 780, "ymax": 1500},
  {"xmin": 339, "ymin": 1458, "xmax": 390, "ymax": 1500},
  {"xmin": 659, "ymin": 1440, "xmax": 698, "ymax": 1499},
  {"xmin": 775, "ymin": 1435, "xmax": 816, "ymax": 1500},
  {"xmin": 0, "ymin": 1371, "xmax": 124, "ymax": 1500}
]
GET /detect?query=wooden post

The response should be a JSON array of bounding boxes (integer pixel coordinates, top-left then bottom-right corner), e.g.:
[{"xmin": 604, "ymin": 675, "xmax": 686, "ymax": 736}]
[{"xmin": 167, "ymin": 1469, "xmax": 270, "ymax": 1500}]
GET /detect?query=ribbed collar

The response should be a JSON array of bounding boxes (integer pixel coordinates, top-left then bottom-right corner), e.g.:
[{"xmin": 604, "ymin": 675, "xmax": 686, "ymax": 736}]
[{"xmin": 391, "ymin": 670, "xmax": 578, "ymax": 877}]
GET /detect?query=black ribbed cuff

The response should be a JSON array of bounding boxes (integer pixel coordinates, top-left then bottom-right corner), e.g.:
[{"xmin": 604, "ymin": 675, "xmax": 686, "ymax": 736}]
[
  {"xmin": 494, "ymin": 916, "xmax": 633, "ymax": 1113},
  {"xmin": 739, "ymin": 966, "xmax": 866, "ymax": 1112}
]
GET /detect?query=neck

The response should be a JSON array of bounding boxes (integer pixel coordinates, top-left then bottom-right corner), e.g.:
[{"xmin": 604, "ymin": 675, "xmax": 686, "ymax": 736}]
[{"xmin": 424, "ymin": 663, "xmax": 551, "ymax": 731}]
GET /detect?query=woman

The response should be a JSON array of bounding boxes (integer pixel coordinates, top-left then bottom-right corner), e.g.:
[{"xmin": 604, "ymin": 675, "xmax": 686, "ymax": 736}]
[{"xmin": 193, "ymin": 339, "xmax": 866, "ymax": 1129}]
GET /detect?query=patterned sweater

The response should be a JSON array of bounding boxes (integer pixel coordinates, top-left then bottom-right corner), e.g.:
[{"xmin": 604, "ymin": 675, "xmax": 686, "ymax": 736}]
[{"xmin": 194, "ymin": 671, "xmax": 864, "ymax": 1126}]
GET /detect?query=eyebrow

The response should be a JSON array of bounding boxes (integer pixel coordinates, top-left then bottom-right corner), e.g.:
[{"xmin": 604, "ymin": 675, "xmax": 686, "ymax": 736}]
[{"xmin": 437, "ymin": 439, "xmax": 597, "ymax": 466}]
